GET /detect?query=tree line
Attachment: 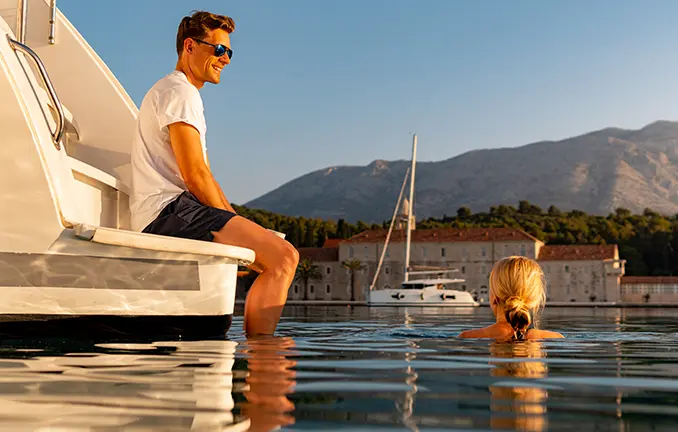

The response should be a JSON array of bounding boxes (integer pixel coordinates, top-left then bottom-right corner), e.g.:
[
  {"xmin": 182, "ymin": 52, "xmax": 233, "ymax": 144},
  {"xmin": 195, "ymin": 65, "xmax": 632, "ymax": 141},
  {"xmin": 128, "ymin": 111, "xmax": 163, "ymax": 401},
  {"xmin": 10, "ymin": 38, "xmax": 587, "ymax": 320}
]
[{"xmin": 234, "ymin": 201, "xmax": 678, "ymax": 276}]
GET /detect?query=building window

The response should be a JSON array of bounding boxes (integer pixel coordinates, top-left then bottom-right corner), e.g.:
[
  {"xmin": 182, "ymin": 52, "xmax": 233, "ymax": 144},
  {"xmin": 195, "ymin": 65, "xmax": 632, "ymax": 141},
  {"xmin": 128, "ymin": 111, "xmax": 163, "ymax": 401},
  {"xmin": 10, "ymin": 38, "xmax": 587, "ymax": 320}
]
[
  {"xmin": 310, "ymin": 285, "xmax": 315, "ymax": 294},
  {"xmin": 565, "ymin": 265, "xmax": 569, "ymax": 273},
  {"xmin": 326, "ymin": 266, "xmax": 331, "ymax": 274},
  {"xmin": 520, "ymin": 245, "xmax": 526, "ymax": 256},
  {"xmin": 385, "ymin": 266, "xmax": 390, "ymax": 275},
  {"xmin": 293, "ymin": 284, "xmax": 299, "ymax": 294},
  {"xmin": 326, "ymin": 284, "xmax": 331, "ymax": 294},
  {"xmin": 481, "ymin": 247, "xmax": 486, "ymax": 257},
  {"xmin": 461, "ymin": 266, "xmax": 466, "ymax": 274},
  {"xmin": 441, "ymin": 247, "xmax": 446, "ymax": 257}
]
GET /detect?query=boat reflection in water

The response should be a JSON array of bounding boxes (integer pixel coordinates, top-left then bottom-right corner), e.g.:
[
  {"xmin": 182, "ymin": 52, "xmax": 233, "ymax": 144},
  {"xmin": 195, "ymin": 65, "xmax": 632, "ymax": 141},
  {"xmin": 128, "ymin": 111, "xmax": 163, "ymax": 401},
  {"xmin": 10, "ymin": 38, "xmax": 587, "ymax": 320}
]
[{"xmin": 0, "ymin": 336, "xmax": 297, "ymax": 431}]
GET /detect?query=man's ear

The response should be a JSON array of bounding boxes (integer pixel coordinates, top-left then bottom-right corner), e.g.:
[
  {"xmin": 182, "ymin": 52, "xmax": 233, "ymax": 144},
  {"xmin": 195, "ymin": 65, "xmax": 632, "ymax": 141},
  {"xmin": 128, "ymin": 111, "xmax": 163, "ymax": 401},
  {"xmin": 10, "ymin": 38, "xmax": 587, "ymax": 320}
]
[{"xmin": 184, "ymin": 38, "xmax": 194, "ymax": 54}]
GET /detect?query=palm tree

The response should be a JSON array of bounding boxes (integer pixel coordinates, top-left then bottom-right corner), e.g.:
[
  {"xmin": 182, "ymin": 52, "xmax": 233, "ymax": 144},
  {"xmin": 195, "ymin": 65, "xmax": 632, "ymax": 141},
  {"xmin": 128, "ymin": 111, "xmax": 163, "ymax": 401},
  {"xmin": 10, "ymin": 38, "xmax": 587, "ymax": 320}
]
[
  {"xmin": 295, "ymin": 257, "xmax": 322, "ymax": 301},
  {"xmin": 342, "ymin": 259, "xmax": 365, "ymax": 302}
]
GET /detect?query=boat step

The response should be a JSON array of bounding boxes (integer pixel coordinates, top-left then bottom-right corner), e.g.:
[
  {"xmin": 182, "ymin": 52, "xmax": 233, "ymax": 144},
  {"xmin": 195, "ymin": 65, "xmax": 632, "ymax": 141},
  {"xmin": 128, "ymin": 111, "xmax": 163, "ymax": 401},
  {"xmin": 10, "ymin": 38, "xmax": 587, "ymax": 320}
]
[{"xmin": 74, "ymin": 224, "xmax": 255, "ymax": 265}]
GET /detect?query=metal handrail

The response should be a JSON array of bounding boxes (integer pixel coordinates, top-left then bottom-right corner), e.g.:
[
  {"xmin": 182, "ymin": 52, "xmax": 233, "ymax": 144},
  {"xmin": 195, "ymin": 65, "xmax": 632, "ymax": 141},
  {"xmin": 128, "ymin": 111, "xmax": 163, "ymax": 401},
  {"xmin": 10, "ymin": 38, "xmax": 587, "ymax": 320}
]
[
  {"xmin": 7, "ymin": 35, "xmax": 65, "ymax": 150},
  {"xmin": 16, "ymin": 0, "xmax": 27, "ymax": 44},
  {"xmin": 49, "ymin": 0, "xmax": 57, "ymax": 45}
]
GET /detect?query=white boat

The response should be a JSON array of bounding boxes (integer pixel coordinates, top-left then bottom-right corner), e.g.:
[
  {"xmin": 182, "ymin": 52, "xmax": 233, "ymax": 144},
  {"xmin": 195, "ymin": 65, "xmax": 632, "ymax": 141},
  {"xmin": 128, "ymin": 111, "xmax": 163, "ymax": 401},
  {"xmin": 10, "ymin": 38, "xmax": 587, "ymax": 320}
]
[
  {"xmin": 367, "ymin": 134, "xmax": 478, "ymax": 307},
  {"xmin": 0, "ymin": 1, "xmax": 254, "ymax": 337}
]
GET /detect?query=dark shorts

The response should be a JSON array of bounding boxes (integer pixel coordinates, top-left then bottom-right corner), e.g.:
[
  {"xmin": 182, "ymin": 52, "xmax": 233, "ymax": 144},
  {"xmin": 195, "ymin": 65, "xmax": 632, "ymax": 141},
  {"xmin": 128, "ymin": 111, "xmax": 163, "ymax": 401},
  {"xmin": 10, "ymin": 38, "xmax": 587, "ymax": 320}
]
[{"xmin": 142, "ymin": 191, "xmax": 237, "ymax": 242}]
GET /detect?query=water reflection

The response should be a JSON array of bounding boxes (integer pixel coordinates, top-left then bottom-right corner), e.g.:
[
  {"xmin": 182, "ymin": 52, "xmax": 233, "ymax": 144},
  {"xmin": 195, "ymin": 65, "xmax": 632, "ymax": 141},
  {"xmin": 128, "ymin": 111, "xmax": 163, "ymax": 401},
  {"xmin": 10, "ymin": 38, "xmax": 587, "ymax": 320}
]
[
  {"xmin": 489, "ymin": 341, "xmax": 548, "ymax": 431},
  {"xmin": 0, "ymin": 339, "xmax": 249, "ymax": 430},
  {"xmin": 0, "ymin": 337, "xmax": 299, "ymax": 431},
  {"xmin": 239, "ymin": 337, "xmax": 297, "ymax": 432},
  {"xmin": 0, "ymin": 307, "xmax": 673, "ymax": 429}
]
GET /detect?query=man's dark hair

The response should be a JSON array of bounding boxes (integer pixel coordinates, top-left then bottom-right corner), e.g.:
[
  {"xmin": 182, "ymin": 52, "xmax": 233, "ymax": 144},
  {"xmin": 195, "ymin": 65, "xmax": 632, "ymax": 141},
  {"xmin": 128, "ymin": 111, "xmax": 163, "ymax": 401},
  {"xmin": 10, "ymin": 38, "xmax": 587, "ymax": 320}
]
[{"xmin": 176, "ymin": 11, "xmax": 235, "ymax": 56}]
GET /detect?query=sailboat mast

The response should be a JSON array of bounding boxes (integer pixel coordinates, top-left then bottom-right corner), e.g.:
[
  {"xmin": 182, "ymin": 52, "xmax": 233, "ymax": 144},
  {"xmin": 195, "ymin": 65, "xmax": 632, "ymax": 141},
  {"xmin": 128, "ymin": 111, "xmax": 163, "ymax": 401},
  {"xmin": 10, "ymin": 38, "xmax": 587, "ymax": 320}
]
[{"xmin": 404, "ymin": 134, "xmax": 417, "ymax": 281}]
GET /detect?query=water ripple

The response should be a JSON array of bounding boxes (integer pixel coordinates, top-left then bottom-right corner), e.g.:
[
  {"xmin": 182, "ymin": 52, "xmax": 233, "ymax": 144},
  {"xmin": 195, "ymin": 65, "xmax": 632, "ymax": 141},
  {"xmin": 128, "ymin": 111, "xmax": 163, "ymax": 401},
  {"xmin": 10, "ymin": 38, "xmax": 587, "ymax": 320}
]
[{"xmin": 0, "ymin": 306, "xmax": 673, "ymax": 430}]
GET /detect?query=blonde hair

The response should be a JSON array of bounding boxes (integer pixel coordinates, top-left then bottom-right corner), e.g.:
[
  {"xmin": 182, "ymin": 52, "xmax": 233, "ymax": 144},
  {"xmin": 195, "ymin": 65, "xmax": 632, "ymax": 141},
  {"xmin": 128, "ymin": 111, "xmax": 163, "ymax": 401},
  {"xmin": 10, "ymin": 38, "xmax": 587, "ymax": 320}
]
[{"xmin": 489, "ymin": 256, "xmax": 546, "ymax": 340}]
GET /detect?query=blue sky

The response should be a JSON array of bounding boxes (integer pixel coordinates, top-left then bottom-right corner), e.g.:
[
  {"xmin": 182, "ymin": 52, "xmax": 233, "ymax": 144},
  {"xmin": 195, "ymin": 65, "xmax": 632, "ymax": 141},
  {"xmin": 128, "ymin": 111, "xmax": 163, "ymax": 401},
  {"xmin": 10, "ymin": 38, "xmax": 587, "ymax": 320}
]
[{"xmin": 59, "ymin": 0, "xmax": 678, "ymax": 205}]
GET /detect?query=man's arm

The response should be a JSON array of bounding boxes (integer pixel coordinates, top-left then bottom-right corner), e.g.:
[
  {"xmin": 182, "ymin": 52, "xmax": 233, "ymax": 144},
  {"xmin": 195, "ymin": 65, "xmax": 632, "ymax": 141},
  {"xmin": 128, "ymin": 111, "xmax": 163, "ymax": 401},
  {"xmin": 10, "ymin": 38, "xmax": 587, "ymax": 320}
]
[
  {"xmin": 207, "ymin": 153, "xmax": 237, "ymax": 214},
  {"xmin": 168, "ymin": 122, "xmax": 237, "ymax": 213}
]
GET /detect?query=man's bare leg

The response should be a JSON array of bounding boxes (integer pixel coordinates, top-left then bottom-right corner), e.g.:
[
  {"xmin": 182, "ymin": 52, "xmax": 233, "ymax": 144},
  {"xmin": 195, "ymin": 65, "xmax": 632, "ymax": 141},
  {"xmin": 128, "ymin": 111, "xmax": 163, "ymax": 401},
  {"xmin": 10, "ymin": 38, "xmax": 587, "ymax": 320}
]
[{"xmin": 212, "ymin": 216, "xmax": 299, "ymax": 336}]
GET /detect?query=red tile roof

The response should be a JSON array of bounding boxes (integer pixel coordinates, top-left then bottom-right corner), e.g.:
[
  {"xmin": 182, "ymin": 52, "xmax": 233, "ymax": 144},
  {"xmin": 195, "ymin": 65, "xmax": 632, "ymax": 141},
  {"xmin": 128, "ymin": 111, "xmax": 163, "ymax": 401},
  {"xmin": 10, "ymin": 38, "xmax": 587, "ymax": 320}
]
[
  {"xmin": 298, "ymin": 247, "xmax": 338, "ymax": 262},
  {"xmin": 621, "ymin": 276, "xmax": 678, "ymax": 284},
  {"xmin": 538, "ymin": 245, "xmax": 617, "ymax": 261},
  {"xmin": 322, "ymin": 238, "xmax": 344, "ymax": 248},
  {"xmin": 343, "ymin": 227, "xmax": 540, "ymax": 244}
]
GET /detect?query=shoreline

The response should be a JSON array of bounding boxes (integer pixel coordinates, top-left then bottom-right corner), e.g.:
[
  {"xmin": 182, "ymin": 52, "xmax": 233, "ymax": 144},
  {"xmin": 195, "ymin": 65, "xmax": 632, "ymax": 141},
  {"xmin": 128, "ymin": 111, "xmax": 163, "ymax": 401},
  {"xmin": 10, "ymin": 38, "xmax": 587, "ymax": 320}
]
[{"xmin": 235, "ymin": 300, "xmax": 678, "ymax": 308}]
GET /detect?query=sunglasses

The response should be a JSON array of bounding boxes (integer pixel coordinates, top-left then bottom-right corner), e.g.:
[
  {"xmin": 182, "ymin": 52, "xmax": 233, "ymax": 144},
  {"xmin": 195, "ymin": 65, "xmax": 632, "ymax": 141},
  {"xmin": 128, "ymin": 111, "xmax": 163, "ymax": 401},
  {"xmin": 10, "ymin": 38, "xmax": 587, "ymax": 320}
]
[{"xmin": 194, "ymin": 39, "xmax": 233, "ymax": 59}]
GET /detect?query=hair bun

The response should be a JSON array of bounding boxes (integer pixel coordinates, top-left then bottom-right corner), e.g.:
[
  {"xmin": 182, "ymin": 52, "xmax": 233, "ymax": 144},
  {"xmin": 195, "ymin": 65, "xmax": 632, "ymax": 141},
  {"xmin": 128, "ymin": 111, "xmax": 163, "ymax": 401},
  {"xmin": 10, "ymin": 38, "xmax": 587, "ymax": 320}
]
[
  {"xmin": 504, "ymin": 296, "xmax": 531, "ymax": 340},
  {"xmin": 504, "ymin": 296, "xmax": 525, "ymax": 311}
]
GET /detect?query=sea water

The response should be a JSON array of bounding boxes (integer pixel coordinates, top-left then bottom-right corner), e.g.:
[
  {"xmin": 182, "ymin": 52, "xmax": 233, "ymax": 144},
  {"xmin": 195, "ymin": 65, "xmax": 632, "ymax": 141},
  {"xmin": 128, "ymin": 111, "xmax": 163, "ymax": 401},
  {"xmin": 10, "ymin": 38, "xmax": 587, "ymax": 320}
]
[{"xmin": 0, "ymin": 306, "xmax": 675, "ymax": 430}]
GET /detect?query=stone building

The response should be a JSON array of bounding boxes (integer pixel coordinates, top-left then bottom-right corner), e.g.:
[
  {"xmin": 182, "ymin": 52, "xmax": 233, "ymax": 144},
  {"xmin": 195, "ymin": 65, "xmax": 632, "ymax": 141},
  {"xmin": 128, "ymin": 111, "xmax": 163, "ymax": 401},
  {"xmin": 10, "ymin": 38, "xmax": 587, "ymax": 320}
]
[
  {"xmin": 291, "ymin": 227, "xmax": 626, "ymax": 304},
  {"xmin": 620, "ymin": 276, "xmax": 678, "ymax": 304},
  {"xmin": 538, "ymin": 245, "xmax": 624, "ymax": 303}
]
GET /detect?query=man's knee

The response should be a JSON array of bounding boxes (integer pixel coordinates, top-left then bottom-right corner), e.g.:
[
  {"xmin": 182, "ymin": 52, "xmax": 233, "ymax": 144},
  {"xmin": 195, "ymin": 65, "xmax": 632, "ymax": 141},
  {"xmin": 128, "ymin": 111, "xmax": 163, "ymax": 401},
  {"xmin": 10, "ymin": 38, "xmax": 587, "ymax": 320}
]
[
  {"xmin": 278, "ymin": 241, "xmax": 299, "ymax": 276},
  {"xmin": 257, "ymin": 239, "xmax": 298, "ymax": 277}
]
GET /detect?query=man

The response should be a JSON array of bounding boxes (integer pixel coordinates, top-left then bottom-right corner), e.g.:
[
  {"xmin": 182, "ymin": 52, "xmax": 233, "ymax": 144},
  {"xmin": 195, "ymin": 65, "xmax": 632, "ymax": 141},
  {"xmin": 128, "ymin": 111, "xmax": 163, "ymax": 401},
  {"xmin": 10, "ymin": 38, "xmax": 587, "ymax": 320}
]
[{"xmin": 129, "ymin": 11, "xmax": 299, "ymax": 336}]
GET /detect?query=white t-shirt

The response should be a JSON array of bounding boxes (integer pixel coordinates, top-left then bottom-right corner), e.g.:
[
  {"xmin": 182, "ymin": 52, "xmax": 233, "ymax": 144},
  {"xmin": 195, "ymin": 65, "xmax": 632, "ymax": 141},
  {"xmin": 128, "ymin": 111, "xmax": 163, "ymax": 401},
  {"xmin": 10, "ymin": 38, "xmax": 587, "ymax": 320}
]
[{"xmin": 129, "ymin": 70, "xmax": 208, "ymax": 232}]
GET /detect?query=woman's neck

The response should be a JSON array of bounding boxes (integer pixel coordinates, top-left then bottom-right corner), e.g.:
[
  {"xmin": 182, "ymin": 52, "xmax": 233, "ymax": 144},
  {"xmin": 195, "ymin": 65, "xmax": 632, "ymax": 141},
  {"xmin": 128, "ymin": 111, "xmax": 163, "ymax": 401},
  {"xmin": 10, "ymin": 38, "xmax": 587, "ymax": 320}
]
[{"xmin": 494, "ymin": 304, "xmax": 508, "ymax": 324}]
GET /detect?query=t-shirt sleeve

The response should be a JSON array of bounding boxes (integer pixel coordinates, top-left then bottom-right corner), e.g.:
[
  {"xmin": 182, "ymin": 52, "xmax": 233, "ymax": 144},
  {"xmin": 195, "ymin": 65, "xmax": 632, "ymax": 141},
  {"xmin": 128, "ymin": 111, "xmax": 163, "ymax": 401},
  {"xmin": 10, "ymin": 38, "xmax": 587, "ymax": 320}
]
[{"xmin": 155, "ymin": 86, "xmax": 204, "ymax": 133}]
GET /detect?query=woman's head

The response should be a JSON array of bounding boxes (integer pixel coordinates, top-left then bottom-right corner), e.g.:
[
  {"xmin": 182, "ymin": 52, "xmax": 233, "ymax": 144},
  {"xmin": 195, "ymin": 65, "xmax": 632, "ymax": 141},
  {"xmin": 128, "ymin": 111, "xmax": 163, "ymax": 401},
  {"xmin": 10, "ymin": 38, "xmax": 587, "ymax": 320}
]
[{"xmin": 489, "ymin": 256, "xmax": 546, "ymax": 339}]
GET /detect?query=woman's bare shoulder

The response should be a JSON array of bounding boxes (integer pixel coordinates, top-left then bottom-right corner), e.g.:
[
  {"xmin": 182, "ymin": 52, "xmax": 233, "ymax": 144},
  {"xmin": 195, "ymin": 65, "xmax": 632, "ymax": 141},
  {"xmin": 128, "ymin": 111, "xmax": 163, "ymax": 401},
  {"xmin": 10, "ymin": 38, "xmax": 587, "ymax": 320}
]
[
  {"xmin": 459, "ymin": 324, "xmax": 511, "ymax": 339},
  {"xmin": 459, "ymin": 328, "xmax": 491, "ymax": 338},
  {"xmin": 527, "ymin": 329, "xmax": 564, "ymax": 339}
]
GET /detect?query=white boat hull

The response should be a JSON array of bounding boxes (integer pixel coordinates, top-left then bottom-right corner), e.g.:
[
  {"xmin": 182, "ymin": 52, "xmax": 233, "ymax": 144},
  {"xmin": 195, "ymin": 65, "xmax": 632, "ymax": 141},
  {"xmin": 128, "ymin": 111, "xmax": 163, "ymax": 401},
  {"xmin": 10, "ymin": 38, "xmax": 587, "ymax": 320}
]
[
  {"xmin": 0, "ymin": 228, "xmax": 253, "ymax": 338},
  {"xmin": 368, "ymin": 287, "xmax": 479, "ymax": 307},
  {"xmin": 0, "ymin": 232, "xmax": 239, "ymax": 317}
]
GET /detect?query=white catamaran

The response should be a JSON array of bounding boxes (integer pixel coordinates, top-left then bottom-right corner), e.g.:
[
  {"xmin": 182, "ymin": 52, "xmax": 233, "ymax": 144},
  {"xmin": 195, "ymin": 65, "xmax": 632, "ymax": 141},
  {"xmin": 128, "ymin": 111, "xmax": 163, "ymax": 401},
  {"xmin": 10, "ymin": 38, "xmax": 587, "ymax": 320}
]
[
  {"xmin": 0, "ymin": 0, "xmax": 255, "ymax": 337},
  {"xmin": 367, "ymin": 135, "xmax": 479, "ymax": 307}
]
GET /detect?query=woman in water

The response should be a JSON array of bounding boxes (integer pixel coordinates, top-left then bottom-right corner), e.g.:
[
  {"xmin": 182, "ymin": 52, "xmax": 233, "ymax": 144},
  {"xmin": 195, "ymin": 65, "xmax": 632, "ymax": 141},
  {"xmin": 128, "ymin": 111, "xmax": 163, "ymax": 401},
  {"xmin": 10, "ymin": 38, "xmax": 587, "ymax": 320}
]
[{"xmin": 459, "ymin": 256, "xmax": 564, "ymax": 340}]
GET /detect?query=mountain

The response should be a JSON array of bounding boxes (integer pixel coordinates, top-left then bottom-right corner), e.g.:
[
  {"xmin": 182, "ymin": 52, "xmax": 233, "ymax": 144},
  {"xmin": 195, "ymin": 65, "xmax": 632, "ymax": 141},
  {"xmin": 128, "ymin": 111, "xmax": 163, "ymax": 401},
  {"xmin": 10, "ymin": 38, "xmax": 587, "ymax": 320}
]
[{"xmin": 245, "ymin": 121, "xmax": 678, "ymax": 223}]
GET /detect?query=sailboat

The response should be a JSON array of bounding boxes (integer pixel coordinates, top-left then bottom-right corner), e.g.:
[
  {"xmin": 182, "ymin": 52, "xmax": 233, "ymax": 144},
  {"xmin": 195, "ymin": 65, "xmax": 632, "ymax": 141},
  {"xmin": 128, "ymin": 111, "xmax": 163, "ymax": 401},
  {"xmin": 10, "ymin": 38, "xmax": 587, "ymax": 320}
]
[{"xmin": 367, "ymin": 135, "xmax": 478, "ymax": 307}]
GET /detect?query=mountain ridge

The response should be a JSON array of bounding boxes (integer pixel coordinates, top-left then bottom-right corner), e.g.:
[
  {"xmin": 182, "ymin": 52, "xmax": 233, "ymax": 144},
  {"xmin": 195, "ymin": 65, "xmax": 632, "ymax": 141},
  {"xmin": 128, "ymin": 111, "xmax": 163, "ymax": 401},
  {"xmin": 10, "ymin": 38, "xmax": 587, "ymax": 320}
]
[{"xmin": 246, "ymin": 120, "xmax": 678, "ymax": 223}]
